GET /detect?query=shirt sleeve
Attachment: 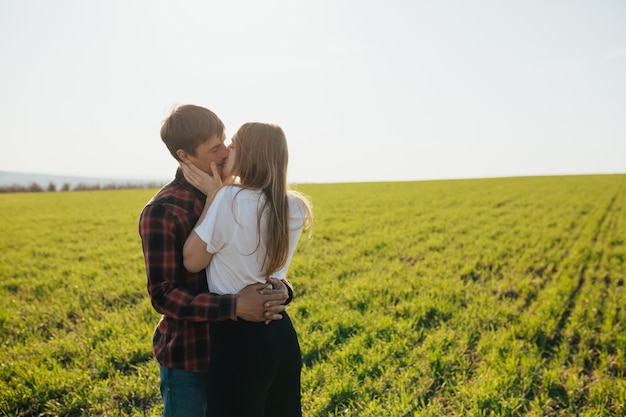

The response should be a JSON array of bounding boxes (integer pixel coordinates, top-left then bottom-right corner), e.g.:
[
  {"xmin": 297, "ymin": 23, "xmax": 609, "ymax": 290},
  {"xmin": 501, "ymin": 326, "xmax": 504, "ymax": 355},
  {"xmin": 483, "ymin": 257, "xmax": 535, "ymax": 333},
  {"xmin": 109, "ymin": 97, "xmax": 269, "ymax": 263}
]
[
  {"xmin": 194, "ymin": 187, "xmax": 236, "ymax": 254},
  {"xmin": 139, "ymin": 202, "xmax": 237, "ymax": 322}
]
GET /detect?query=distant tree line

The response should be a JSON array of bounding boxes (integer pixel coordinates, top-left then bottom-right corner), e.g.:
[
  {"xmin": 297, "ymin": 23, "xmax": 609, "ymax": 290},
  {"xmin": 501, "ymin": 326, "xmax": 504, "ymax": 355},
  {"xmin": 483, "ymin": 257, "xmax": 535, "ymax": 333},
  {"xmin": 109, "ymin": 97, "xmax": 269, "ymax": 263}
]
[{"xmin": 0, "ymin": 181, "xmax": 165, "ymax": 194}]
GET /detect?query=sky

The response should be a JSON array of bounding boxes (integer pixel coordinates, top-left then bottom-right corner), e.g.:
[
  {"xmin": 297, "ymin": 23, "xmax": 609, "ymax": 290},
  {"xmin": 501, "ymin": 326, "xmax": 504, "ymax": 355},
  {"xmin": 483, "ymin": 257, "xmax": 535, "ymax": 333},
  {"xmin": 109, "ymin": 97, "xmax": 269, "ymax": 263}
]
[{"xmin": 1, "ymin": 0, "xmax": 625, "ymax": 184}]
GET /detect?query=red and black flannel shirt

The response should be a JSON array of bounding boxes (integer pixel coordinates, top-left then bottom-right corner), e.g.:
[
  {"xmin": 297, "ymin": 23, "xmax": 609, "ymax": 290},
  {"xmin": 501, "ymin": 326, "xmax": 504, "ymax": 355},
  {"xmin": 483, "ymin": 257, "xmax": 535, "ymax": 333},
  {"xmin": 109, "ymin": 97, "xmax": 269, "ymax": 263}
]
[
  {"xmin": 139, "ymin": 169, "xmax": 294, "ymax": 371},
  {"xmin": 139, "ymin": 169, "xmax": 235, "ymax": 371}
]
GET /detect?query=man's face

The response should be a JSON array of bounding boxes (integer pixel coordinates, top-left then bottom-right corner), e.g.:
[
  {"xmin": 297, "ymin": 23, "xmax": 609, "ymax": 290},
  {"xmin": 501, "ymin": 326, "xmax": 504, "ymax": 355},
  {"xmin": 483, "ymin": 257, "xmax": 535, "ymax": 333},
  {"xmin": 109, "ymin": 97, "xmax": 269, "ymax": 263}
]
[{"xmin": 186, "ymin": 133, "xmax": 229, "ymax": 180}]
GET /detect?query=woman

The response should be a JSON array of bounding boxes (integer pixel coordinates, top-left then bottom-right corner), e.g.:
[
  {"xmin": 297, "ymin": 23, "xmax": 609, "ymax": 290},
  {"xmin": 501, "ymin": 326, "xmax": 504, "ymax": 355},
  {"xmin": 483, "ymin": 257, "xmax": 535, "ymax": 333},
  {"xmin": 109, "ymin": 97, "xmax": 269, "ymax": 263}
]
[{"xmin": 181, "ymin": 122, "xmax": 312, "ymax": 417}]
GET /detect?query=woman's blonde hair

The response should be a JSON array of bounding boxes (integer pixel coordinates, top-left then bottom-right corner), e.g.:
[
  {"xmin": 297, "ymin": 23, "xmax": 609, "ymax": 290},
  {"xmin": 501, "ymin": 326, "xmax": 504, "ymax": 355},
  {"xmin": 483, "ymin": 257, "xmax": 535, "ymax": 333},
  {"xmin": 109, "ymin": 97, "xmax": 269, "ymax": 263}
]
[{"xmin": 232, "ymin": 122, "xmax": 312, "ymax": 277}]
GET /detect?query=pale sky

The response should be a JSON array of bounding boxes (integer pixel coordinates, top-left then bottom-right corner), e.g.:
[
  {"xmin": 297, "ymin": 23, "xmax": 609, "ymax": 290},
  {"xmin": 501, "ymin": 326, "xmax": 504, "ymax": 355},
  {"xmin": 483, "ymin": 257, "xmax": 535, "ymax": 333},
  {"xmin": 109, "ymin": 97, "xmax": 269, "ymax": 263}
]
[{"xmin": 1, "ymin": 0, "xmax": 625, "ymax": 184}]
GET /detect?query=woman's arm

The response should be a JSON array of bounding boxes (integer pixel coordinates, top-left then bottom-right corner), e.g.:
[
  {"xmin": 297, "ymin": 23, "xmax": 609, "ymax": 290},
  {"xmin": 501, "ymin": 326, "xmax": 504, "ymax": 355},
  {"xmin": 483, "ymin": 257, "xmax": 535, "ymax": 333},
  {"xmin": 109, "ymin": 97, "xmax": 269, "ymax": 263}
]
[
  {"xmin": 183, "ymin": 229, "xmax": 213, "ymax": 273},
  {"xmin": 181, "ymin": 161, "xmax": 221, "ymax": 272}
]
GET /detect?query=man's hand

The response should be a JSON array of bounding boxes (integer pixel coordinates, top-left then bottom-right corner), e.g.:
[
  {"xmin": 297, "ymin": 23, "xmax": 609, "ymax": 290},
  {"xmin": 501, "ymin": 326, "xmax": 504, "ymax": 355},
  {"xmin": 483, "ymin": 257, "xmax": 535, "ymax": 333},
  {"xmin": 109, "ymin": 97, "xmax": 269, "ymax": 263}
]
[
  {"xmin": 259, "ymin": 277, "xmax": 289, "ymax": 307},
  {"xmin": 260, "ymin": 277, "xmax": 290, "ymax": 324},
  {"xmin": 236, "ymin": 278, "xmax": 289, "ymax": 323}
]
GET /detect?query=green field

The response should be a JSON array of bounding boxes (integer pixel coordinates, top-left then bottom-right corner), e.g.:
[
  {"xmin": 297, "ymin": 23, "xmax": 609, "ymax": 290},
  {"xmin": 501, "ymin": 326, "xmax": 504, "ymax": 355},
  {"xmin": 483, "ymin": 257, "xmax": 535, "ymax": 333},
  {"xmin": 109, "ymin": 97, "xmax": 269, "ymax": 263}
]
[{"xmin": 1, "ymin": 174, "xmax": 625, "ymax": 416}]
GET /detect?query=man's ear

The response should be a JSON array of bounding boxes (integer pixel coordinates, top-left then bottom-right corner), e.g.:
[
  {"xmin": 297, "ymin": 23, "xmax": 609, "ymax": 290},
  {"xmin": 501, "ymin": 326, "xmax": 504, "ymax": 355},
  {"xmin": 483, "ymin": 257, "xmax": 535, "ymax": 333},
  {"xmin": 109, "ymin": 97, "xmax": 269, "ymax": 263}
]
[{"xmin": 176, "ymin": 149, "xmax": 189, "ymax": 161}]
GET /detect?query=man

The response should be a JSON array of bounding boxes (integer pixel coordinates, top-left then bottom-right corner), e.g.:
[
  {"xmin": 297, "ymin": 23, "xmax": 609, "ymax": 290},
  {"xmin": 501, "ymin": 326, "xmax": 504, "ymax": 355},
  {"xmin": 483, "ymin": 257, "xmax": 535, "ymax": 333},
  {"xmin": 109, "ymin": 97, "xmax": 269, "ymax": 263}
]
[{"xmin": 139, "ymin": 104, "xmax": 292, "ymax": 416}]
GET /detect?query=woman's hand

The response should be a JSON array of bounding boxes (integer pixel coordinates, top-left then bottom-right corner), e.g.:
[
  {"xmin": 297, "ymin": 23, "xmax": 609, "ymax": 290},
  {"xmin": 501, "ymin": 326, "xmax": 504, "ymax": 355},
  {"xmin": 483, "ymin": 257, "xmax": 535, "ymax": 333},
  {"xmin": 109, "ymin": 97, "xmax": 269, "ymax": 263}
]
[{"xmin": 180, "ymin": 160, "xmax": 222, "ymax": 198}]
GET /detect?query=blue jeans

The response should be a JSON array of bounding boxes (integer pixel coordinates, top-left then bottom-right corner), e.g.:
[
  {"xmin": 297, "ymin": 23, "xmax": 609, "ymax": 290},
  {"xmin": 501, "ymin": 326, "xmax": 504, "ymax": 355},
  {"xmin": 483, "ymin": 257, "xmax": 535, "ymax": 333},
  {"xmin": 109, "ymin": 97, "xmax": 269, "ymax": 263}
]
[{"xmin": 159, "ymin": 365, "xmax": 209, "ymax": 417}]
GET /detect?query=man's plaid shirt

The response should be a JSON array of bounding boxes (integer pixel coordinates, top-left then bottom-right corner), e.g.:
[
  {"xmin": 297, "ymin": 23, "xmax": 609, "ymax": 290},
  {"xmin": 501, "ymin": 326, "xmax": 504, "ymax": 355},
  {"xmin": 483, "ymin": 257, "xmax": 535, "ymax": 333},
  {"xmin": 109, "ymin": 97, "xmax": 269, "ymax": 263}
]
[{"xmin": 139, "ymin": 169, "xmax": 238, "ymax": 372}]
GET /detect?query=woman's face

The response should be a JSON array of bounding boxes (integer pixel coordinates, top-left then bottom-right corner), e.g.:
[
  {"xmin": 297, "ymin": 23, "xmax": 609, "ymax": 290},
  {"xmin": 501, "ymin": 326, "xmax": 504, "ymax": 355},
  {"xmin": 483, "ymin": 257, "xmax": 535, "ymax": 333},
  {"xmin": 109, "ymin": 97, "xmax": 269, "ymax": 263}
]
[{"xmin": 223, "ymin": 139, "xmax": 238, "ymax": 177}]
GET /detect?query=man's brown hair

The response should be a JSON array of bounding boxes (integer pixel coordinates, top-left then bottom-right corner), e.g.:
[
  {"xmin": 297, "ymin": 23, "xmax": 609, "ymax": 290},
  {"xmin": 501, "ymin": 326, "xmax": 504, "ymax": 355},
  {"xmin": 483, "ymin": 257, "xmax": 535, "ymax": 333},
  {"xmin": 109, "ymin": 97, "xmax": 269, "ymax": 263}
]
[{"xmin": 160, "ymin": 105, "xmax": 225, "ymax": 161}]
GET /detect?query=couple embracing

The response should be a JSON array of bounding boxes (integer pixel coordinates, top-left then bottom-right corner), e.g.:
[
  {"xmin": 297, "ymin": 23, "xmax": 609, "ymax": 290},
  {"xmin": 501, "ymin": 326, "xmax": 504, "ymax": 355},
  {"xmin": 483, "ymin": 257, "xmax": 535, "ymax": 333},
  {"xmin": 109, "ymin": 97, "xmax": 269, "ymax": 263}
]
[{"xmin": 139, "ymin": 105, "xmax": 312, "ymax": 416}]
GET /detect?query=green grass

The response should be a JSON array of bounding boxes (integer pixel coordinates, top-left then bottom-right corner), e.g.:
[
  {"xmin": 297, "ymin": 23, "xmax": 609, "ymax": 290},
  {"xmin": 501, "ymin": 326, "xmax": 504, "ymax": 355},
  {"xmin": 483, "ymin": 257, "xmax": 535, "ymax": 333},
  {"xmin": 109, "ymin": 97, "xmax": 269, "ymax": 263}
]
[{"xmin": 1, "ymin": 175, "xmax": 625, "ymax": 416}]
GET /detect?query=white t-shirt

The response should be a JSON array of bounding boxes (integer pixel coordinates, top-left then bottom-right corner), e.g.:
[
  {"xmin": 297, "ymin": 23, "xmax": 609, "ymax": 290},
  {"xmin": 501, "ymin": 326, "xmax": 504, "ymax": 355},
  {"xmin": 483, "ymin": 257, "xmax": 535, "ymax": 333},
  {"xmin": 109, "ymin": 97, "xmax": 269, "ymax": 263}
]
[{"xmin": 194, "ymin": 185, "xmax": 307, "ymax": 295}]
